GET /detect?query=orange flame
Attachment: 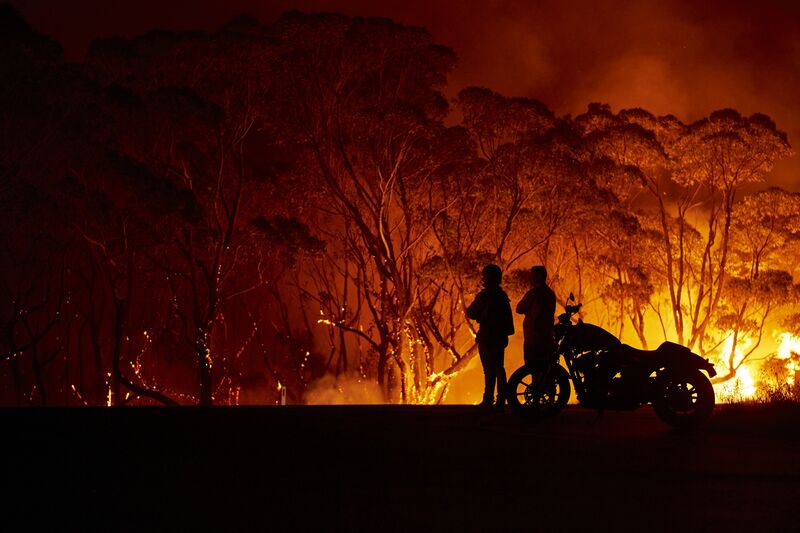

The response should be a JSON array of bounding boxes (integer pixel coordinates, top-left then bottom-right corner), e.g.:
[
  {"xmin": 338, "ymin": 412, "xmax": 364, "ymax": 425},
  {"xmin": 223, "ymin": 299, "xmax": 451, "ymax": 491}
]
[
  {"xmin": 775, "ymin": 332, "xmax": 800, "ymax": 386},
  {"xmin": 713, "ymin": 334, "xmax": 756, "ymax": 401}
]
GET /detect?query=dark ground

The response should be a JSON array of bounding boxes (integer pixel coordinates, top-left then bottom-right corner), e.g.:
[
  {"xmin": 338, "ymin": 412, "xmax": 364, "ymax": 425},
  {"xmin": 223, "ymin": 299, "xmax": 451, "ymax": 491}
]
[{"xmin": 2, "ymin": 404, "xmax": 800, "ymax": 532}]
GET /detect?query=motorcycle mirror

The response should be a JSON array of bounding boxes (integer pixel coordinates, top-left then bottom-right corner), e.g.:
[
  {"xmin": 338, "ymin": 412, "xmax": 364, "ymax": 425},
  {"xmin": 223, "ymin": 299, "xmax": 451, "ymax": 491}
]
[{"xmin": 568, "ymin": 292, "xmax": 575, "ymax": 302}]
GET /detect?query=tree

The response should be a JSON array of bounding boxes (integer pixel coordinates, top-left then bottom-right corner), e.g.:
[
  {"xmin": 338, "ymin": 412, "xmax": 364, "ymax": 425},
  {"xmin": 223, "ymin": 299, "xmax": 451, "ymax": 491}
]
[
  {"xmin": 273, "ymin": 13, "xmax": 480, "ymax": 402},
  {"xmin": 0, "ymin": 6, "xmax": 79, "ymax": 405},
  {"xmin": 671, "ymin": 110, "xmax": 793, "ymax": 354},
  {"xmin": 574, "ymin": 104, "xmax": 670, "ymax": 345},
  {"xmin": 85, "ymin": 21, "xmax": 292, "ymax": 405},
  {"xmin": 711, "ymin": 188, "xmax": 800, "ymax": 383}
]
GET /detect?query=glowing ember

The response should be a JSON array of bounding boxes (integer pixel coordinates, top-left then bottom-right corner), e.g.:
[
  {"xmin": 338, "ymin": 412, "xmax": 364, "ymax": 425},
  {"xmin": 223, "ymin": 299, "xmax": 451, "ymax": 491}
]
[{"xmin": 106, "ymin": 372, "xmax": 113, "ymax": 407}]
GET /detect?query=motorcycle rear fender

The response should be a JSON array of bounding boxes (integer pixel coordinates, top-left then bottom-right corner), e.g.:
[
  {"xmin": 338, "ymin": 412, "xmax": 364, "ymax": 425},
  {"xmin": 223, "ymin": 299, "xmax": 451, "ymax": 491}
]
[{"xmin": 657, "ymin": 341, "xmax": 717, "ymax": 378}]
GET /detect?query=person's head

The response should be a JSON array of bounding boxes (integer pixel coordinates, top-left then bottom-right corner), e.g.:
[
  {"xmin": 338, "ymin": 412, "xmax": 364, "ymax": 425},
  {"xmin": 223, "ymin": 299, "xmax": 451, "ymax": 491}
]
[
  {"xmin": 481, "ymin": 264, "xmax": 502, "ymax": 287},
  {"xmin": 531, "ymin": 265, "xmax": 547, "ymax": 286}
]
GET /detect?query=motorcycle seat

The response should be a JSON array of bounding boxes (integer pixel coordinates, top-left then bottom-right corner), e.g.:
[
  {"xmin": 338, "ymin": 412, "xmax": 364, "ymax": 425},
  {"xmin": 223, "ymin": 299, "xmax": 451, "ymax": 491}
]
[{"xmin": 619, "ymin": 341, "xmax": 687, "ymax": 363}]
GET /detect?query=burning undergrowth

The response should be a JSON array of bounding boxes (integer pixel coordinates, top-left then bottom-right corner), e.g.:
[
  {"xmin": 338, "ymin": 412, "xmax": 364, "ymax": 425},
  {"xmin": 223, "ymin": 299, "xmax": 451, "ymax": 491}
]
[{"xmin": 713, "ymin": 331, "xmax": 800, "ymax": 403}]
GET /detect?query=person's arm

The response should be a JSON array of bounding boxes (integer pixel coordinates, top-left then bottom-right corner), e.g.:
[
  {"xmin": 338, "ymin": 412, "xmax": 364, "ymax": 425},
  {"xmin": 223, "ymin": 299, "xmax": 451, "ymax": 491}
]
[
  {"xmin": 504, "ymin": 298, "xmax": 515, "ymax": 335},
  {"xmin": 527, "ymin": 296, "xmax": 543, "ymax": 322},
  {"xmin": 516, "ymin": 290, "xmax": 533, "ymax": 314},
  {"xmin": 466, "ymin": 291, "xmax": 487, "ymax": 321}
]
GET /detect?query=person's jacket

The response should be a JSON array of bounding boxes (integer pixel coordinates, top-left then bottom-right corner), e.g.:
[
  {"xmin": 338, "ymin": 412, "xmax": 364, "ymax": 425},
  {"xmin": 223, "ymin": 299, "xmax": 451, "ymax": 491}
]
[
  {"xmin": 466, "ymin": 285, "xmax": 515, "ymax": 345},
  {"xmin": 516, "ymin": 285, "xmax": 556, "ymax": 345}
]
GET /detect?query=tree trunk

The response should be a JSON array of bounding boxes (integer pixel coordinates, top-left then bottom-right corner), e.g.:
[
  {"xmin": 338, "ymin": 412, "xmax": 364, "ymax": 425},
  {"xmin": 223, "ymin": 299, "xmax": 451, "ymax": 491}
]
[
  {"xmin": 111, "ymin": 297, "xmax": 179, "ymax": 406},
  {"xmin": 634, "ymin": 309, "xmax": 648, "ymax": 350},
  {"xmin": 11, "ymin": 357, "xmax": 23, "ymax": 406},
  {"xmin": 197, "ymin": 327, "xmax": 213, "ymax": 406},
  {"xmin": 31, "ymin": 348, "xmax": 46, "ymax": 405}
]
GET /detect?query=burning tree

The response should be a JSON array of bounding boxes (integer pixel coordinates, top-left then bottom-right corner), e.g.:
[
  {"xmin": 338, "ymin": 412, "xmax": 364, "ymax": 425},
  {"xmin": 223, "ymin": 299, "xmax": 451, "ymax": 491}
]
[
  {"xmin": 669, "ymin": 110, "xmax": 794, "ymax": 354},
  {"xmin": 573, "ymin": 104, "xmax": 672, "ymax": 346},
  {"xmin": 712, "ymin": 188, "xmax": 800, "ymax": 384},
  {"xmin": 273, "ymin": 13, "xmax": 477, "ymax": 402}
]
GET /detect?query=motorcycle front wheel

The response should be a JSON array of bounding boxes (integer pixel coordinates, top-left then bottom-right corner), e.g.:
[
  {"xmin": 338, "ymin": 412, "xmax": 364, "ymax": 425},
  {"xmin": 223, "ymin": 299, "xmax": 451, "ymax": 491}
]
[
  {"xmin": 507, "ymin": 364, "xmax": 571, "ymax": 420},
  {"xmin": 652, "ymin": 369, "xmax": 715, "ymax": 429}
]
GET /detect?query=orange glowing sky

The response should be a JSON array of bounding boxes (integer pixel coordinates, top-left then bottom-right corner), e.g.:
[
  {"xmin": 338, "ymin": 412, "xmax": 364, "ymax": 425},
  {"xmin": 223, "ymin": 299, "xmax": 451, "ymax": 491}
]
[{"xmin": 11, "ymin": 0, "xmax": 800, "ymax": 188}]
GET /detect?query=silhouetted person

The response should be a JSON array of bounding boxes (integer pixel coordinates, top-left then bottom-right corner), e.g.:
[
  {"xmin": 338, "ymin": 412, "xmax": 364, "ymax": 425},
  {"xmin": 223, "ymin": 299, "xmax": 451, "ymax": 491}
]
[
  {"xmin": 466, "ymin": 264, "xmax": 515, "ymax": 410},
  {"xmin": 516, "ymin": 265, "xmax": 556, "ymax": 368}
]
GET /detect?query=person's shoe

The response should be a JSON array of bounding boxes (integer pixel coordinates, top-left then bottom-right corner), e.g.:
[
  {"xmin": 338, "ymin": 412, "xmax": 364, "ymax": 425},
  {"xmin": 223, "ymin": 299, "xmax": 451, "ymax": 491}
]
[
  {"xmin": 478, "ymin": 399, "xmax": 493, "ymax": 410},
  {"xmin": 493, "ymin": 401, "xmax": 505, "ymax": 412}
]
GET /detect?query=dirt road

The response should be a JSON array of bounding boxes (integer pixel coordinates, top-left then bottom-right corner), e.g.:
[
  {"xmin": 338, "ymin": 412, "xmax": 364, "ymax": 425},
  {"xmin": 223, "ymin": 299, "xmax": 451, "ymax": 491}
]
[{"xmin": 3, "ymin": 406, "xmax": 799, "ymax": 531}]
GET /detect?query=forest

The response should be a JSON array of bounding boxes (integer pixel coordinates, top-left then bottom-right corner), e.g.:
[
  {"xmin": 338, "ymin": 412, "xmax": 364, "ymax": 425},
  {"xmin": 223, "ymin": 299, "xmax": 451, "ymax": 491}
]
[{"xmin": 2, "ymin": 5, "xmax": 798, "ymax": 406}]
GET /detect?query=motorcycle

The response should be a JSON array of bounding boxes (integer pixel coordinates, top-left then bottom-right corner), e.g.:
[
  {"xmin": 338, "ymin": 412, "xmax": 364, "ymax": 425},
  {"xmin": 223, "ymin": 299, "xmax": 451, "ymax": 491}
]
[{"xmin": 507, "ymin": 293, "xmax": 717, "ymax": 428}]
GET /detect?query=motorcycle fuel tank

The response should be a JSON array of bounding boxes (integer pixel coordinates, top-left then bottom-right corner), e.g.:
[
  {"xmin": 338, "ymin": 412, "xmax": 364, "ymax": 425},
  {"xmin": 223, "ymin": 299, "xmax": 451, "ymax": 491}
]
[{"xmin": 568, "ymin": 322, "xmax": 622, "ymax": 354}]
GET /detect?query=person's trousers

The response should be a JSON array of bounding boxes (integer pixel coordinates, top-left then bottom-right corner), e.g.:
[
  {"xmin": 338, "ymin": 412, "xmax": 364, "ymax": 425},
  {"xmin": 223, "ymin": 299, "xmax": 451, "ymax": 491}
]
[
  {"xmin": 524, "ymin": 341, "xmax": 554, "ymax": 369},
  {"xmin": 479, "ymin": 341, "xmax": 506, "ymax": 404}
]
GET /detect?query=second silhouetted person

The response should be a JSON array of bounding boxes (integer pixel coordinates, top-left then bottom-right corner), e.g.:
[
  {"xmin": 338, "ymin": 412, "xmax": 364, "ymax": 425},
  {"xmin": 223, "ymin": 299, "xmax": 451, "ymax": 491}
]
[{"xmin": 516, "ymin": 265, "xmax": 556, "ymax": 368}]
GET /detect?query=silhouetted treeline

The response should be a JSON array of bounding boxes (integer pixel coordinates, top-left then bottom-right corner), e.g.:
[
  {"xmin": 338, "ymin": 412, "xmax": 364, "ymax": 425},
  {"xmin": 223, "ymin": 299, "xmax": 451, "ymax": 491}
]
[{"xmin": 1, "ymin": 5, "xmax": 797, "ymax": 405}]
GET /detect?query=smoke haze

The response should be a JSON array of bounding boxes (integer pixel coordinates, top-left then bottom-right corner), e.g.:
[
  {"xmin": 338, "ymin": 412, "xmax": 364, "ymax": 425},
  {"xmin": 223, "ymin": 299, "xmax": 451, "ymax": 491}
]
[
  {"xmin": 304, "ymin": 374, "xmax": 385, "ymax": 405},
  {"xmin": 11, "ymin": 0, "xmax": 800, "ymax": 186}
]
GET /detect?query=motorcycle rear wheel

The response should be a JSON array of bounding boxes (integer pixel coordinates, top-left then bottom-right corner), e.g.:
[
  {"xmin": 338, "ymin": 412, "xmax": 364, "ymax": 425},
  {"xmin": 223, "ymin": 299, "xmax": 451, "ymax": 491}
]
[
  {"xmin": 507, "ymin": 364, "xmax": 571, "ymax": 420},
  {"xmin": 652, "ymin": 369, "xmax": 715, "ymax": 429}
]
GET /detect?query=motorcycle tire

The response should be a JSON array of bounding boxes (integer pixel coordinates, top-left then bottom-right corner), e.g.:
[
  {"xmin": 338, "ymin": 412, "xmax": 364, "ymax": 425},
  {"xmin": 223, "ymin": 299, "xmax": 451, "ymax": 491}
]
[
  {"xmin": 652, "ymin": 368, "xmax": 715, "ymax": 429},
  {"xmin": 507, "ymin": 364, "xmax": 571, "ymax": 420}
]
